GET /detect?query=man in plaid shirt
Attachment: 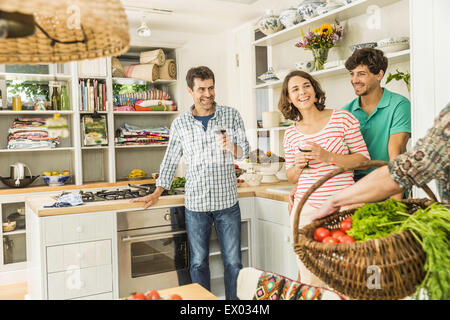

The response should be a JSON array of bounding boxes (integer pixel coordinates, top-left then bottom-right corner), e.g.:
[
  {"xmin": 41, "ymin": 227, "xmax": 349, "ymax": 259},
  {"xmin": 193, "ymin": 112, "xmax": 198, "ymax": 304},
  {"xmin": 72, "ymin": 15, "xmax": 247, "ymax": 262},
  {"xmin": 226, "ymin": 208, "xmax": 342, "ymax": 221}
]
[{"xmin": 132, "ymin": 66, "xmax": 249, "ymax": 300}]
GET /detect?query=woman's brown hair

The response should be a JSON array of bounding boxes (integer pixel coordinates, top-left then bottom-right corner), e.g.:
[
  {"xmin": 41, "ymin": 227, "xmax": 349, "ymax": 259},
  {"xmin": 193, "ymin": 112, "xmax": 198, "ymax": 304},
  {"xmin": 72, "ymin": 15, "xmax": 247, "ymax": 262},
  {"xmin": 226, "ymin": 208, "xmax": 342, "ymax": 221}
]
[{"xmin": 278, "ymin": 70, "xmax": 326, "ymax": 121}]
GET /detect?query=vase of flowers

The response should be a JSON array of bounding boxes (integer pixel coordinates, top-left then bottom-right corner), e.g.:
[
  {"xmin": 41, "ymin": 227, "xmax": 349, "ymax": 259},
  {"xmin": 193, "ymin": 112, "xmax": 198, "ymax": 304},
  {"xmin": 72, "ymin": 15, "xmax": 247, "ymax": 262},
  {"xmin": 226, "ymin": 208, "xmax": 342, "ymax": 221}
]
[{"xmin": 295, "ymin": 22, "xmax": 343, "ymax": 71}]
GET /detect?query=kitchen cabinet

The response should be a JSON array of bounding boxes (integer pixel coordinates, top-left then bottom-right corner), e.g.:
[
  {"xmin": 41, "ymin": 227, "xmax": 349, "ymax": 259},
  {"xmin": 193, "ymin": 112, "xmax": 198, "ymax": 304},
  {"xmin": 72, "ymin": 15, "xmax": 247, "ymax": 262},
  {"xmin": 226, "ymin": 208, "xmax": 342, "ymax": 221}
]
[
  {"xmin": 0, "ymin": 46, "xmax": 180, "ymax": 189},
  {"xmin": 241, "ymin": 0, "xmax": 411, "ymax": 156},
  {"xmin": 254, "ymin": 197, "xmax": 298, "ymax": 280},
  {"xmin": 26, "ymin": 209, "xmax": 117, "ymax": 300}
]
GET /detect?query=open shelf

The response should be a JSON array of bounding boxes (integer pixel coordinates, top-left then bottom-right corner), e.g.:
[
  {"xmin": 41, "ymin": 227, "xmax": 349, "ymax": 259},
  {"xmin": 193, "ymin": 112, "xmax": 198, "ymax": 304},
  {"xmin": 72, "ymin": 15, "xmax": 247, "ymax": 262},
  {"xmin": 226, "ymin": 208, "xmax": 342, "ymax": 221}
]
[
  {"xmin": 254, "ymin": 49, "xmax": 410, "ymax": 89},
  {"xmin": 0, "ymin": 110, "xmax": 74, "ymax": 115},
  {"xmin": 252, "ymin": 0, "xmax": 403, "ymax": 47},
  {"xmin": 113, "ymin": 111, "xmax": 179, "ymax": 115},
  {"xmin": 112, "ymin": 77, "xmax": 176, "ymax": 85},
  {"xmin": 0, "ymin": 72, "xmax": 72, "ymax": 82}
]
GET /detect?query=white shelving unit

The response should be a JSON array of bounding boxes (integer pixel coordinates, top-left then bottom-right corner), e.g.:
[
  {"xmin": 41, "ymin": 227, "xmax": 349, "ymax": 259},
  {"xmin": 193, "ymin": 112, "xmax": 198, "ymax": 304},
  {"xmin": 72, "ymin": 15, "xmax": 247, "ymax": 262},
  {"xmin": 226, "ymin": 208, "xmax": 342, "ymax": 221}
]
[{"xmin": 250, "ymin": 0, "xmax": 411, "ymax": 157}]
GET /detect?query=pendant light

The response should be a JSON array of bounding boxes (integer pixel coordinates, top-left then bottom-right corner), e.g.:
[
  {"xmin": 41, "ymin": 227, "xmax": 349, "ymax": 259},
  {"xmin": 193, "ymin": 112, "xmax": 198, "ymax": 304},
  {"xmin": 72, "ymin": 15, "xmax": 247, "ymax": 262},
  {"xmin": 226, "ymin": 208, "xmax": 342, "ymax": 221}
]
[{"xmin": 137, "ymin": 15, "xmax": 151, "ymax": 37}]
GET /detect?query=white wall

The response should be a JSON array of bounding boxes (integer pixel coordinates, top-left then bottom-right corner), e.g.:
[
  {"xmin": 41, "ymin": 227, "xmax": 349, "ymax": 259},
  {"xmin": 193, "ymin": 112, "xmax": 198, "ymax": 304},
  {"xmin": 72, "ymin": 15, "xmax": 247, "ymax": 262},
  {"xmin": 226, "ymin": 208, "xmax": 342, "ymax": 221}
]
[{"xmin": 409, "ymin": 0, "xmax": 450, "ymax": 200}]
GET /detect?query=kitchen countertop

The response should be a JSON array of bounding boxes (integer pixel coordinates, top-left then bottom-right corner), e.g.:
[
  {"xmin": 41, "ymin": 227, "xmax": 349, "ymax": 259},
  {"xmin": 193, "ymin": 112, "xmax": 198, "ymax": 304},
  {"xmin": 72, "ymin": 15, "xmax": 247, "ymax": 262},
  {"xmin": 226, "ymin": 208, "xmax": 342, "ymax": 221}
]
[
  {"xmin": 0, "ymin": 179, "xmax": 159, "ymax": 196},
  {"xmin": 25, "ymin": 182, "xmax": 294, "ymax": 217}
]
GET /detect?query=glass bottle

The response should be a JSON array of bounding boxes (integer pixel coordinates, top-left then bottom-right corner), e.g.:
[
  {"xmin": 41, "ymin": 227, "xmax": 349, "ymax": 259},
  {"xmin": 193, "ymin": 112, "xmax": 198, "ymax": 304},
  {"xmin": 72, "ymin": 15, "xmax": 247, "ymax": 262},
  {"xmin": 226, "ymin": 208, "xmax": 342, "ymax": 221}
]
[
  {"xmin": 60, "ymin": 85, "xmax": 70, "ymax": 110},
  {"xmin": 51, "ymin": 87, "xmax": 61, "ymax": 110}
]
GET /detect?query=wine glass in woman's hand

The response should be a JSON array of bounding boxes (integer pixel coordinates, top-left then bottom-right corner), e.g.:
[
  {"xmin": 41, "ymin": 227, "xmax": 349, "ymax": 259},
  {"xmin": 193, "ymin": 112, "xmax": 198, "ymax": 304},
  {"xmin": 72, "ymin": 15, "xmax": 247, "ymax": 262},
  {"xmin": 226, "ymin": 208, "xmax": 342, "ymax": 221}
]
[{"xmin": 298, "ymin": 141, "xmax": 312, "ymax": 168}]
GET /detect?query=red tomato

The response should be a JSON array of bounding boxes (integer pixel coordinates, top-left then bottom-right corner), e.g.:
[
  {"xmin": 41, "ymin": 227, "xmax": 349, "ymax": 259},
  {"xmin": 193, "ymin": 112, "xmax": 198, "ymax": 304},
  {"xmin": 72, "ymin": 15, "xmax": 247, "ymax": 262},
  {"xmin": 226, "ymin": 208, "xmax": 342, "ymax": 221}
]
[
  {"xmin": 314, "ymin": 227, "xmax": 330, "ymax": 242},
  {"xmin": 169, "ymin": 294, "xmax": 183, "ymax": 300},
  {"xmin": 234, "ymin": 164, "xmax": 239, "ymax": 169},
  {"xmin": 340, "ymin": 220, "xmax": 352, "ymax": 233},
  {"xmin": 344, "ymin": 216, "xmax": 353, "ymax": 222},
  {"xmin": 128, "ymin": 292, "xmax": 146, "ymax": 300},
  {"xmin": 330, "ymin": 230, "xmax": 346, "ymax": 242},
  {"xmin": 341, "ymin": 235, "xmax": 355, "ymax": 243},
  {"xmin": 322, "ymin": 236, "xmax": 339, "ymax": 244},
  {"xmin": 145, "ymin": 290, "xmax": 160, "ymax": 300}
]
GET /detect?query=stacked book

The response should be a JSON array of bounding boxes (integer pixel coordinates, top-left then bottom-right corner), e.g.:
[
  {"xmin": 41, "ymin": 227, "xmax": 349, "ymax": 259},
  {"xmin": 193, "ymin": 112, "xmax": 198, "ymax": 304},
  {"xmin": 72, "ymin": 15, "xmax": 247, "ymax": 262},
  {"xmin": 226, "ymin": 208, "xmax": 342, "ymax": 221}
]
[
  {"xmin": 78, "ymin": 79, "xmax": 107, "ymax": 112},
  {"xmin": 115, "ymin": 123, "xmax": 170, "ymax": 146},
  {"xmin": 7, "ymin": 118, "xmax": 59, "ymax": 149}
]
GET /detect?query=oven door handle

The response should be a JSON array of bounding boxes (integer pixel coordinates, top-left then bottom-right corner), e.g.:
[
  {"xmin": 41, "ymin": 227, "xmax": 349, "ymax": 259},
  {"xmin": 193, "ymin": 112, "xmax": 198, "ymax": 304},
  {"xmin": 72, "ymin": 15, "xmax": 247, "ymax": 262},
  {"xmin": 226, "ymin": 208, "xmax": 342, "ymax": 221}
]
[{"xmin": 121, "ymin": 230, "xmax": 187, "ymax": 243}]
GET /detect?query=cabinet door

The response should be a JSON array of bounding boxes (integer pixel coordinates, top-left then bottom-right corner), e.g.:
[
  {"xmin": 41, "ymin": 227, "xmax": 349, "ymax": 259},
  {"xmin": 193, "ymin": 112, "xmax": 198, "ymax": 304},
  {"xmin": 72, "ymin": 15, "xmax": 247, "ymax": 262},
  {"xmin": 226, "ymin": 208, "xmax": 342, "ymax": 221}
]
[
  {"xmin": 47, "ymin": 264, "xmax": 112, "ymax": 300},
  {"xmin": 256, "ymin": 219, "xmax": 298, "ymax": 279},
  {"xmin": 255, "ymin": 198, "xmax": 289, "ymax": 226},
  {"xmin": 238, "ymin": 197, "xmax": 254, "ymax": 220},
  {"xmin": 47, "ymin": 240, "xmax": 112, "ymax": 273},
  {"xmin": 43, "ymin": 212, "xmax": 114, "ymax": 245}
]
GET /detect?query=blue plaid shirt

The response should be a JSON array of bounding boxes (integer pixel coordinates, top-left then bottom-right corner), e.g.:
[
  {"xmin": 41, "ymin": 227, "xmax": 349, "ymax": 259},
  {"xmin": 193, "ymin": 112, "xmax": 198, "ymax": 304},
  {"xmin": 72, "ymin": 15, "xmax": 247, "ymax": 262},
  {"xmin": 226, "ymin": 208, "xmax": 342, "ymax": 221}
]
[{"xmin": 156, "ymin": 104, "xmax": 250, "ymax": 211}]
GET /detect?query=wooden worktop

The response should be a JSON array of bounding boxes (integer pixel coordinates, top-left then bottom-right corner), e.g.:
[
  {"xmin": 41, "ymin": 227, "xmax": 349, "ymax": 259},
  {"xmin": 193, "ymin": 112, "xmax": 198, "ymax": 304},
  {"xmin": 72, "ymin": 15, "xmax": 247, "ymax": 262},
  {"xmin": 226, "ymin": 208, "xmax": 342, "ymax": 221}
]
[
  {"xmin": 25, "ymin": 182, "xmax": 293, "ymax": 217},
  {"xmin": 0, "ymin": 179, "xmax": 158, "ymax": 196}
]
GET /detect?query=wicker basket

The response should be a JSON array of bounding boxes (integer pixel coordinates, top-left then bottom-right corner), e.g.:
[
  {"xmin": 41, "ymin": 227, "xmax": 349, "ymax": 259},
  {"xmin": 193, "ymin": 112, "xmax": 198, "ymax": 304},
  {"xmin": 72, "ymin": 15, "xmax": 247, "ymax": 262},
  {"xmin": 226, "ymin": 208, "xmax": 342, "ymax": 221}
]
[{"xmin": 292, "ymin": 160, "xmax": 438, "ymax": 300}]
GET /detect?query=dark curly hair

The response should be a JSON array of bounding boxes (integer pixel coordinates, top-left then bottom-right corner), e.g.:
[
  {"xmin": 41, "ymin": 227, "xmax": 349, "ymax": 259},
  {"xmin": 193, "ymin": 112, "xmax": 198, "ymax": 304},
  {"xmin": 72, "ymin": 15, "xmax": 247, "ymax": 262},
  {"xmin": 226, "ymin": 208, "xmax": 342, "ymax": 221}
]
[
  {"xmin": 186, "ymin": 66, "xmax": 215, "ymax": 90},
  {"xmin": 278, "ymin": 70, "xmax": 326, "ymax": 121},
  {"xmin": 345, "ymin": 48, "xmax": 388, "ymax": 75}
]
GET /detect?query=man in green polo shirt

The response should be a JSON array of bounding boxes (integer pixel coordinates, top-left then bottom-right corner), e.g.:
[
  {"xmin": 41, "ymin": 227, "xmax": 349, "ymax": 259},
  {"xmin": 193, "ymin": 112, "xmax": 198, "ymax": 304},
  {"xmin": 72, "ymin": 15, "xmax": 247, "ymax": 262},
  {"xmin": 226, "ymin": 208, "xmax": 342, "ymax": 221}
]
[{"xmin": 342, "ymin": 48, "xmax": 411, "ymax": 200}]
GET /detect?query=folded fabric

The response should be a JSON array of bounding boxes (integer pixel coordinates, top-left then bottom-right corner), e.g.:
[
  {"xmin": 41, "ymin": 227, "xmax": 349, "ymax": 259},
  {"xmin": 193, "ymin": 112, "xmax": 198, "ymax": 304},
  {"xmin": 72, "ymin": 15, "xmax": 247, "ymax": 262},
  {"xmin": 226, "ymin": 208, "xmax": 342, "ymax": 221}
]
[
  {"xmin": 43, "ymin": 193, "xmax": 83, "ymax": 208},
  {"xmin": 136, "ymin": 99, "xmax": 174, "ymax": 106},
  {"xmin": 113, "ymin": 105, "xmax": 136, "ymax": 111},
  {"xmin": 237, "ymin": 267, "xmax": 346, "ymax": 300},
  {"xmin": 134, "ymin": 104, "xmax": 177, "ymax": 112},
  {"xmin": 115, "ymin": 89, "xmax": 171, "ymax": 107}
]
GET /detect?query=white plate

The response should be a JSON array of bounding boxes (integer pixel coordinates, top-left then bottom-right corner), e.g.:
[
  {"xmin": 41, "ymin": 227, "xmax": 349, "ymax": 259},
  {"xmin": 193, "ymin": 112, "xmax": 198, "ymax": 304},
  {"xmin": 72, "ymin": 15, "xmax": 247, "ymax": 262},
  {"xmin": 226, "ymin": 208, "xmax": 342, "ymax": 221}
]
[{"xmin": 379, "ymin": 43, "xmax": 410, "ymax": 53}]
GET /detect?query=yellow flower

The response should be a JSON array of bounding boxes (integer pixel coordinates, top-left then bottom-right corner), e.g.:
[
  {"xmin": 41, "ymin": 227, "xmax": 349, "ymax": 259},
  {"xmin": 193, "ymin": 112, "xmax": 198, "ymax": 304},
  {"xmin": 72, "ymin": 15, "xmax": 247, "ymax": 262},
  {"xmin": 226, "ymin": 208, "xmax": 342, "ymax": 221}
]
[
  {"xmin": 312, "ymin": 27, "xmax": 320, "ymax": 34},
  {"xmin": 320, "ymin": 24, "xmax": 333, "ymax": 35}
]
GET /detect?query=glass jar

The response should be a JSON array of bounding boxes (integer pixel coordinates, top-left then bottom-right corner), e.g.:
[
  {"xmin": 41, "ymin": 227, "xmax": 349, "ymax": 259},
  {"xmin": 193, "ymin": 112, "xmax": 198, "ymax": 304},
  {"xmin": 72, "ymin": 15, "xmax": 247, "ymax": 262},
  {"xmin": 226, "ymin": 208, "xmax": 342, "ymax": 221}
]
[{"xmin": 12, "ymin": 96, "xmax": 22, "ymax": 111}]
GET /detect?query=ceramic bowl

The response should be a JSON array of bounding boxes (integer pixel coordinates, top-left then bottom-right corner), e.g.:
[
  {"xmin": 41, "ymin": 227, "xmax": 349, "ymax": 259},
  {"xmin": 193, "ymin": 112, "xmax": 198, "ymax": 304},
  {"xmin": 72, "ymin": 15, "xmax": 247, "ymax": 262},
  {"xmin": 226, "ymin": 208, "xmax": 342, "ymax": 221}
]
[
  {"xmin": 257, "ymin": 11, "xmax": 284, "ymax": 36},
  {"xmin": 297, "ymin": 0, "xmax": 325, "ymax": 20},
  {"xmin": 377, "ymin": 37, "xmax": 410, "ymax": 53},
  {"xmin": 279, "ymin": 7, "xmax": 303, "ymax": 28},
  {"xmin": 349, "ymin": 42, "xmax": 378, "ymax": 52},
  {"xmin": 377, "ymin": 36, "xmax": 409, "ymax": 47},
  {"xmin": 258, "ymin": 67, "xmax": 279, "ymax": 82},
  {"xmin": 316, "ymin": 2, "xmax": 343, "ymax": 15},
  {"xmin": 43, "ymin": 174, "xmax": 71, "ymax": 187},
  {"xmin": 3, "ymin": 221, "xmax": 16, "ymax": 233},
  {"xmin": 295, "ymin": 60, "xmax": 315, "ymax": 72},
  {"xmin": 243, "ymin": 173, "xmax": 262, "ymax": 187},
  {"xmin": 275, "ymin": 69, "xmax": 290, "ymax": 81}
]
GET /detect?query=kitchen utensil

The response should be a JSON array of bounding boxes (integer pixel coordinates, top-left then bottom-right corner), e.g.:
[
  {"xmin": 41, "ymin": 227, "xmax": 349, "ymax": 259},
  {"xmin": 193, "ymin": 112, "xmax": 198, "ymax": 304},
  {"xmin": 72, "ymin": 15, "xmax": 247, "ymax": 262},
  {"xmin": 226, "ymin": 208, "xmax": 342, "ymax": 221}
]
[
  {"xmin": 7, "ymin": 212, "xmax": 25, "ymax": 229},
  {"xmin": 10, "ymin": 162, "xmax": 32, "ymax": 186},
  {"xmin": 2, "ymin": 221, "xmax": 16, "ymax": 233},
  {"xmin": 257, "ymin": 10, "xmax": 284, "ymax": 36},
  {"xmin": 42, "ymin": 174, "xmax": 71, "ymax": 187},
  {"xmin": 0, "ymin": 175, "xmax": 39, "ymax": 188}
]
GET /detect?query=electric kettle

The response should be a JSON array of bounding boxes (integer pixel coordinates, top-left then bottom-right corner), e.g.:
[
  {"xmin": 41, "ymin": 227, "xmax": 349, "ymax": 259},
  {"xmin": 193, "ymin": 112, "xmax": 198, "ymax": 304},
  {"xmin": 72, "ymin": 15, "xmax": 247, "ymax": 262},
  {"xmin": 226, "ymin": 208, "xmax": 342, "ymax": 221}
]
[{"xmin": 10, "ymin": 162, "xmax": 32, "ymax": 186}]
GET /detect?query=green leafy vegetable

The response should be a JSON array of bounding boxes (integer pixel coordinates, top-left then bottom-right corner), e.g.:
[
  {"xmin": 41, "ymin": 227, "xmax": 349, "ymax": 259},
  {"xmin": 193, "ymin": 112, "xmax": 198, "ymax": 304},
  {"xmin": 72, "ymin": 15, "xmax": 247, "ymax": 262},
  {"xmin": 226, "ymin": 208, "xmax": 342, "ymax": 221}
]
[
  {"xmin": 347, "ymin": 199, "xmax": 409, "ymax": 241},
  {"xmin": 396, "ymin": 203, "xmax": 450, "ymax": 300}
]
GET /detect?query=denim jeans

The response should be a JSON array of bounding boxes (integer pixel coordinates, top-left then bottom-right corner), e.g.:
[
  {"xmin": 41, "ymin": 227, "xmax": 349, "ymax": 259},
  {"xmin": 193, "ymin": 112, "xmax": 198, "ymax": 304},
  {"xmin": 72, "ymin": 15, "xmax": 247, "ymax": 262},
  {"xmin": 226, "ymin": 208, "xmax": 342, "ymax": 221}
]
[{"xmin": 185, "ymin": 201, "xmax": 242, "ymax": 300}]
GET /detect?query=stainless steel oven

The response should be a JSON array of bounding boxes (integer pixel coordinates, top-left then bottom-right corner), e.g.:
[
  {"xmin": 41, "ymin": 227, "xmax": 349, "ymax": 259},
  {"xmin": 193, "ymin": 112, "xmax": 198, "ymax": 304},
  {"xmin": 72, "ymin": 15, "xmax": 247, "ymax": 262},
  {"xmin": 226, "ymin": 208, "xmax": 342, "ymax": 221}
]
[{"xmin": 117, "ymin": 206, "xmax": 191, "ymax": 297}]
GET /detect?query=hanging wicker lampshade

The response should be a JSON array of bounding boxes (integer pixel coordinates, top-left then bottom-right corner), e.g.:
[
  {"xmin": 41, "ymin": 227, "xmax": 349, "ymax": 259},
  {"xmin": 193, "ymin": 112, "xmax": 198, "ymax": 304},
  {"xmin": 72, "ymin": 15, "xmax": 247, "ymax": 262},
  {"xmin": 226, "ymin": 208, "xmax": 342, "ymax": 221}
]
[{"xmin": 0, "ymin": 0, "xmax": 130, "ymax": 64}]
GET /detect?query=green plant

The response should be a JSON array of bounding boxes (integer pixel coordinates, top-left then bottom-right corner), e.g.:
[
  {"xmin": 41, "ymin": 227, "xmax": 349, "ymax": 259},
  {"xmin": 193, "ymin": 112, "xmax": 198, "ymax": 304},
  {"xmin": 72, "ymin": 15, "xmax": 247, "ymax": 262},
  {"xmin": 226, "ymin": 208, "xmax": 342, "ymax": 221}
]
[
  {"xmin": 386, "ymin": 69, "xmax": 411, "ymax": 92},
  {"xmin": 7, "ymin": 81, "xmax": 50, "ymax": 102}
]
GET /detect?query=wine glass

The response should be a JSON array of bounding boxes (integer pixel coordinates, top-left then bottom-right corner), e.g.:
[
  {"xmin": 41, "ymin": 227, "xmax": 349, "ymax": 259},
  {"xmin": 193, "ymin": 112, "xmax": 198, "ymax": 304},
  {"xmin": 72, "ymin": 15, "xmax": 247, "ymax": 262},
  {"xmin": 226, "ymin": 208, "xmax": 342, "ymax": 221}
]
[{"xmin": 298, "ymin": 141, "xmax": 312, "ymax": 168}]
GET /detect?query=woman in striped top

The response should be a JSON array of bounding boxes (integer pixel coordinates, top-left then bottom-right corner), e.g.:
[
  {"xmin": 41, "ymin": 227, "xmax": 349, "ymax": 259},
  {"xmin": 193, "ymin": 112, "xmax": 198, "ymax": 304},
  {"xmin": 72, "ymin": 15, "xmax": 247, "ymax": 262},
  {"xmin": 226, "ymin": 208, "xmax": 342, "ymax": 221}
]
[{"xmin": 279, "ymin": 70, "xmax": 370, "ymax": 286}]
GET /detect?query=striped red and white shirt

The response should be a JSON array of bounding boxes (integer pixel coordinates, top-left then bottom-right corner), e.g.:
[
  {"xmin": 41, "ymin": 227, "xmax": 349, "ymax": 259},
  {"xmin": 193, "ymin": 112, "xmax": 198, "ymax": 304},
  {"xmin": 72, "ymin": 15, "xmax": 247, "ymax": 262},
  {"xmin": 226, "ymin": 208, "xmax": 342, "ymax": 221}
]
[{"xmin": 284, "ymin": 109, "xmax": 370, "ymax": 208}]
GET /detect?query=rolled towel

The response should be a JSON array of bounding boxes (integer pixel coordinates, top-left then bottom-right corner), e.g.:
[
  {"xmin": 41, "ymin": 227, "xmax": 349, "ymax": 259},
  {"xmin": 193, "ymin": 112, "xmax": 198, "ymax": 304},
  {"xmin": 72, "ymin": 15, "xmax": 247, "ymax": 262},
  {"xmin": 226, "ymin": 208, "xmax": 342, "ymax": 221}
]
[
  {"xmin": 111, "ymin": 57, "xmax": 125, "ymax": 77},
  {"xmin": 125, "ymin": 64, "xmax": 159, "ymax": 82},
  {"xmin": 140, "ymin": 49, "xmax": 166, "ymax": 66},
  {"xmin": 158, "ymin": 59, "xmax": 176, "ymax": 80}
]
